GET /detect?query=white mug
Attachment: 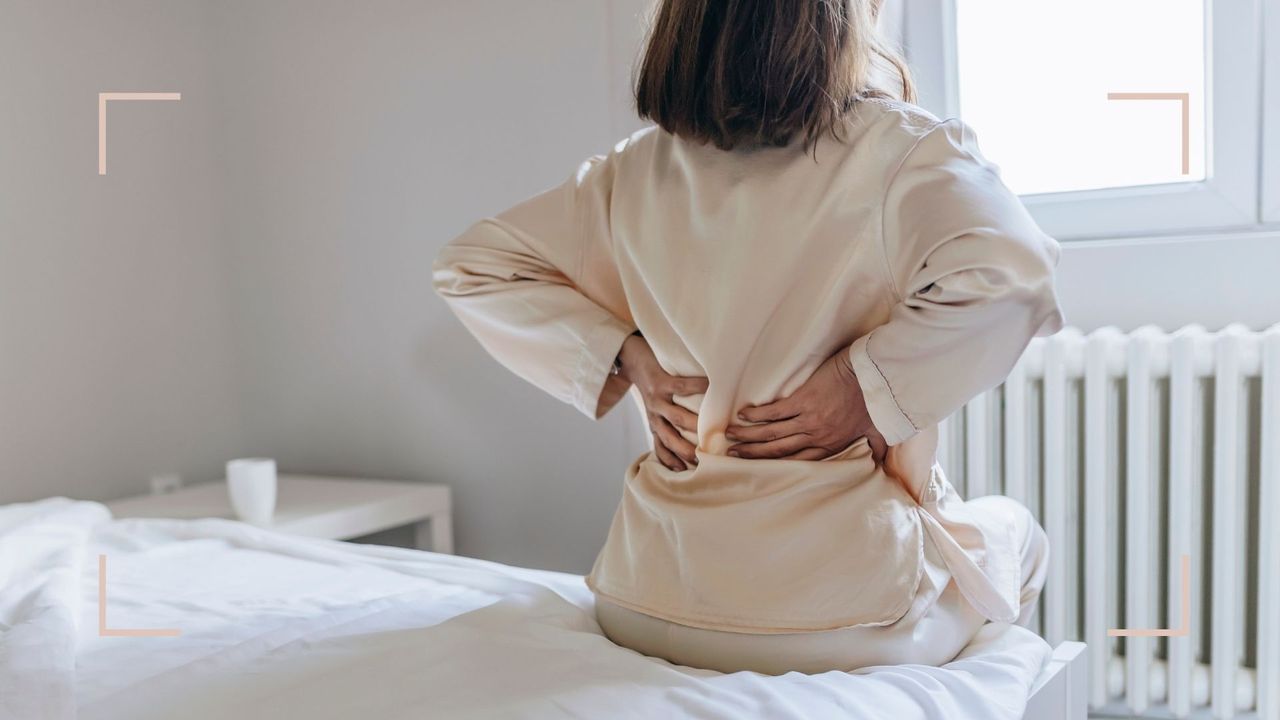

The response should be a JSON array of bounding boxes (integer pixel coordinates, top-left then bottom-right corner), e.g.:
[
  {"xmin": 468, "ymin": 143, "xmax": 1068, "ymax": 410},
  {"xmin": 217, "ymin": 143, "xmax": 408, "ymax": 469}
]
[{"xmin": 226, "ymin": 458, "xmax": 277, "ymax": 525}]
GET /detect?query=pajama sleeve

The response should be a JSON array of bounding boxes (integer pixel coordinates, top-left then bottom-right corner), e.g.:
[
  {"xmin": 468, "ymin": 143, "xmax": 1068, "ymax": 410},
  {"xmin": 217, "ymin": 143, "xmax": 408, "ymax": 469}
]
[
  {"xmin": 849, "ymin": 117, "xmax": 1065, "ymax": 446},
  {"xmin": 432, "ymin": 150, "xmax": 637, "ymax": 421}
]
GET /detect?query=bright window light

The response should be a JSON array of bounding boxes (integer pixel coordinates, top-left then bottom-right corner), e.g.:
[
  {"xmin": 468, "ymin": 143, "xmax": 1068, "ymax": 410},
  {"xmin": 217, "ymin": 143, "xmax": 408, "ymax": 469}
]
[{"xmin": 954, "ymin": 0, "xmax": 1207, "ymax": 196}]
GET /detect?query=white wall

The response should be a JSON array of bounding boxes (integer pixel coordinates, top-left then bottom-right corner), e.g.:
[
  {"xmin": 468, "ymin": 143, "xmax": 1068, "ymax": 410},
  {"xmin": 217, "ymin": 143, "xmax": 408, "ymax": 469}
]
[
  {"xmin": 208, "ymin": 0, "xmax": 654, "ymax": 573},
  {"xmin": 2, "ymin": 1, "xmax": 1274, "ymax": 574},
  {"xmin": 1055, "ymin": 232, "xmax": 1280, "ymax": 332},
  {"xmin": 0, "ymin": 1, "xmax": 247, "ymax": 505}
]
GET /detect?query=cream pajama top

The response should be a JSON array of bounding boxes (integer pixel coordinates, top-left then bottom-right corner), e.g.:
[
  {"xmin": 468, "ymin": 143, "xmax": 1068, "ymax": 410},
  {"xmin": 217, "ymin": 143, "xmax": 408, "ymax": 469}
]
[{"xmin": 432, "ymin": 98, "xmax": 1065, "ymax": 634}]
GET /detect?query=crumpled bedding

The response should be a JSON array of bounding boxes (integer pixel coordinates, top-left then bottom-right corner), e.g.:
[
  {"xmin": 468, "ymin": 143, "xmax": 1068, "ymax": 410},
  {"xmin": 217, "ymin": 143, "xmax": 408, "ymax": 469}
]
[{"xmin": 0, "ymin": 497, "xmax": 1050, "ymax": 720}]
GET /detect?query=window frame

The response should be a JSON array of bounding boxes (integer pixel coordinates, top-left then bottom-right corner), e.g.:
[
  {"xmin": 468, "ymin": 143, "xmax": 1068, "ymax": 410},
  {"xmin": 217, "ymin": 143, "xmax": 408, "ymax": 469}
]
[
  {"xmin": 1264, "ymin": 0, "xmax": 1280, "ymax": 223},
  {"xmin": 901, "ymin": 0, "xmax": 1268, "ymax": 242}
]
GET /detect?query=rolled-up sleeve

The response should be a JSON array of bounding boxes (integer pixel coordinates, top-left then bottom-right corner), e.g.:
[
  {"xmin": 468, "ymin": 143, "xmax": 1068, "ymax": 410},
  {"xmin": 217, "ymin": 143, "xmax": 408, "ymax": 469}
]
[
  {"xmin": 432, "ymin": 151, "xmax": 637, "ymax": 421},
  {"xmin": 849, "ymin": 117, "xmax": 1065, "ymax": 446}
]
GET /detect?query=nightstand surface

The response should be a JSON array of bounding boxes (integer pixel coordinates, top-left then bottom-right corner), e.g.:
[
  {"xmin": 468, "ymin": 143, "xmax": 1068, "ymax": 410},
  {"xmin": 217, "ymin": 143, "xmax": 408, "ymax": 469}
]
[{"xmin": 106, "ymin": 474, "xmax": 453, "ymax": 553}]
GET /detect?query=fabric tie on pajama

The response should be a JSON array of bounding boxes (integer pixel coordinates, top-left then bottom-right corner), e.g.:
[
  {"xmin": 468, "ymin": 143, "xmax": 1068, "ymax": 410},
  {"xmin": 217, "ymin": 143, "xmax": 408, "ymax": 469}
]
[{"xmin": 885, "ymin": 425, "xmax": 1022, "ymax": 625}]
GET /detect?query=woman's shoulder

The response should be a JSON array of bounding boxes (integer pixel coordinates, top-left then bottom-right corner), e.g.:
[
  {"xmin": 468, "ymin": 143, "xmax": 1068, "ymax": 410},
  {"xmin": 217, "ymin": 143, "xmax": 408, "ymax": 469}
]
[
  {"xmin": 825, "ymin": 98, "xmax": 996, "ymax": 185},
  {"xmin": 606, "ymin": 124, "xmax": 665, "ymax": 161},
  {"xmin": 854, "ymin": 97, "xmax": 943, "ymax": 128},
  {"xmin": 841, "ymin": 97, "xmax": 957, "ymax": 153}
]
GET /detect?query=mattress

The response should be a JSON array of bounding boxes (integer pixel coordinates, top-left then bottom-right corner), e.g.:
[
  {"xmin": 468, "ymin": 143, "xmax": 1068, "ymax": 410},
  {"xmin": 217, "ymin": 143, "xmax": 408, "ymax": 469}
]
[{"xmin": 0, "ymin": 497, "xmax": 1053, "ymax": 720}]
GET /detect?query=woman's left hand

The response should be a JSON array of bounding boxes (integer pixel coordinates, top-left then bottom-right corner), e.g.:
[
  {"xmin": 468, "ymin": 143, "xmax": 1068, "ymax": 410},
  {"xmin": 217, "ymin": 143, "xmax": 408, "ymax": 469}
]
[{"xmin": 724, "ymin": 347, "xmax": 888, "ymax": 463}]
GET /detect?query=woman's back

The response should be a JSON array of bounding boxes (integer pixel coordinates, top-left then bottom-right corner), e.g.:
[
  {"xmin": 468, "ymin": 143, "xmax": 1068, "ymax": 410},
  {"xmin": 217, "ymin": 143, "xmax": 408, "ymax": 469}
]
[
  {"xmin": 606, "ymin": 98, "xmax": 935, "ymax": 456},
  {"xmin": 433, "ymin": 95, "xmax": 1063, "ymax": 633}
]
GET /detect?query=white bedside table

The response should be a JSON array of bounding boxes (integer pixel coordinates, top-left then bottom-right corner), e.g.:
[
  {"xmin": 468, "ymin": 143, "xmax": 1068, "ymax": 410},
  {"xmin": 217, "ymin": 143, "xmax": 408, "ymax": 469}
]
[{"xmin": 106, "ymin": 474, "xmax": 453, "ymax": 553}]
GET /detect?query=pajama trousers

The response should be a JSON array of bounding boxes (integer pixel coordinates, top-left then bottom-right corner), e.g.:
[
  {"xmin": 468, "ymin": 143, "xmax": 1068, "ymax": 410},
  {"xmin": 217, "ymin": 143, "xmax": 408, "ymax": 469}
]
[{"xmin": 593, "ymin": 496, "xmax": 1049, "ymax": 675}]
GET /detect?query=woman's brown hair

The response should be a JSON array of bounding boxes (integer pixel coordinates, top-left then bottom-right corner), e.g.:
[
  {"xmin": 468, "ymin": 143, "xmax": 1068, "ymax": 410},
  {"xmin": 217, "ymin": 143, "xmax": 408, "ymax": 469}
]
[{"xmin": 635, "ymin": 0, "xmax": 915, "ymax": 152}]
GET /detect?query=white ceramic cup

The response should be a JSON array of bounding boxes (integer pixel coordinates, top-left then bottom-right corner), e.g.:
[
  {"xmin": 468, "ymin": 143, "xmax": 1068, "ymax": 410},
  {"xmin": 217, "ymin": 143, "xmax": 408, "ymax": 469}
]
[{"xmin": 226, "ymin": 458, "xmax": 277, "ymax": 525}]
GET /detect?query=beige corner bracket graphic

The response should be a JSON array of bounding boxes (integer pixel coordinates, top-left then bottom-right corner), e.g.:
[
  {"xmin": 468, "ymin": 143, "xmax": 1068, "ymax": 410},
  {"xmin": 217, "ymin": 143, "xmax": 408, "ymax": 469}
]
[
  {"xmin": 97, "ymin": 92, "xmax": 181, "ymax": 175},
  {"xmin": 1106, "ymin": 92, "xmax": 1191, "ymax": 175},
  {"xmin": 1108, "ymin": 554, "xmax": 1191, "ymax": 638},
  {"xmin": 98, "ymin": 554, "xmax": 181, "ymax": 637}
]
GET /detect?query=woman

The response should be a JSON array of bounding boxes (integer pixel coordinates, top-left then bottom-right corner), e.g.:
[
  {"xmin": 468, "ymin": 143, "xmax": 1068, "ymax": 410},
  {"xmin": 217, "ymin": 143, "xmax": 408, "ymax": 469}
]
[{"xmin": 432, "ymin": 0, "xmax": 1062, "ymax": 675}]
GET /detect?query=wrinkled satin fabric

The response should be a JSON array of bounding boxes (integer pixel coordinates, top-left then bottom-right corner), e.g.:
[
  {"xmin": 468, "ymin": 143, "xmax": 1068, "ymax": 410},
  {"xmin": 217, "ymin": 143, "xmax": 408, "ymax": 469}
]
[
  {"xmin": 592, "ymin": 490, "xmax": 1049, "ymax": 674},
  {"xmin": 433, "ymin": 97, "xmax": 1064, "ymax": 633}
]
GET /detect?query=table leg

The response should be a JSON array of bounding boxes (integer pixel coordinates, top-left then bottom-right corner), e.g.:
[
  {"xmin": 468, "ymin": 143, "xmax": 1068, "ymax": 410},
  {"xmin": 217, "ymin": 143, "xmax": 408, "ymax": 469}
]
[{"xmin": 414, "ymin": 514, "xmax": 453, "ymax": 554}]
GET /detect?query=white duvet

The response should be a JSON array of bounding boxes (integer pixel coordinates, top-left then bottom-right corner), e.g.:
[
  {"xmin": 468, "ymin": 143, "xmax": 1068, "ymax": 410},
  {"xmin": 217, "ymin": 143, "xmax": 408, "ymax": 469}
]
[{"xmin": 0, "ymin": 498, "xmax": 1051, "ymax": 720}]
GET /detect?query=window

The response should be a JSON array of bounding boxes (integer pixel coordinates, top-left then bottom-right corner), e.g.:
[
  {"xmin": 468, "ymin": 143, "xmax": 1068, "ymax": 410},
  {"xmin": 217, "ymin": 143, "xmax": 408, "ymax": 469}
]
[
  {"xmin": 901, "ymin": 0, "xmax": 1269, "ymax": 240},
  {"xmin": 955, "ymin": 0, "xmax": 1206, "ymax": 196}
]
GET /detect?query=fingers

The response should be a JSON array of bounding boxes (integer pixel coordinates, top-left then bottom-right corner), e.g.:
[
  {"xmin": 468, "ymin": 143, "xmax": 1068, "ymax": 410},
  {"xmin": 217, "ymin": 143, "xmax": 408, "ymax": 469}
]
[
  {"xmin": 667, "ymin": 375, "xmax": 709, "ymax": 397},
  {"xmin": 652, "ymin": 436, "xmax": 686, "ymax": 472},
  {"xmin": 728, "ymin": 433, "xmax": 811, "ymax": 459},
  {"xmin": 736, "ymin": 397, "xmax": 798, "ymax": 424},
  {"xmin": 638, "ymin": 369, "xmax": 705, "ymax": 472},
  {"xmin": 723, "ymin": 417, "xmax": 805, "ymax": 443},
  {"xmin": 652, "ymin": 415, "xmax": 699, "ymax": 467},
  {"xmin": 658, "ymin": 400, "xmax": 699, "ymax": 434}
]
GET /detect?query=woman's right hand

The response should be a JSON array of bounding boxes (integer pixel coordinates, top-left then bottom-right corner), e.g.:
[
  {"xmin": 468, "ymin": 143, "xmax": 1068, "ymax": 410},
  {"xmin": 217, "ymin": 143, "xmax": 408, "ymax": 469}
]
[{"xmin": 617, "ymin": 334, "xmax": 708, "ymax": 471}]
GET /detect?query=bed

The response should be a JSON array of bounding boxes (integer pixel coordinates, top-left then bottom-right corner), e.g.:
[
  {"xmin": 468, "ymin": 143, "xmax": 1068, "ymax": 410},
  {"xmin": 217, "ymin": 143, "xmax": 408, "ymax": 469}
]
[{"xmin": 1, "ymin": 497, "xmax": 1086, "ymax": 720}]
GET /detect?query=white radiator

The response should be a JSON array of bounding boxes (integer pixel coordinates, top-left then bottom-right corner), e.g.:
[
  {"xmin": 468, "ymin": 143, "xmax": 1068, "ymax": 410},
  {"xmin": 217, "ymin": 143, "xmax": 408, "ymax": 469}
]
[{"xmin": 937, "ymin": 324, "xmax": 1280, "ymax": 720}]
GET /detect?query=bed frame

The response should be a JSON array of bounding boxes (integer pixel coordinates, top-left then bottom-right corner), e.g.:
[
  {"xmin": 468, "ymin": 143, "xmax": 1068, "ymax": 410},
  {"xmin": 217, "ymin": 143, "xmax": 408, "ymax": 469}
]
[{"xmin": 1025, "ymin": 642, "xmax": 1089, "ymax": 720}]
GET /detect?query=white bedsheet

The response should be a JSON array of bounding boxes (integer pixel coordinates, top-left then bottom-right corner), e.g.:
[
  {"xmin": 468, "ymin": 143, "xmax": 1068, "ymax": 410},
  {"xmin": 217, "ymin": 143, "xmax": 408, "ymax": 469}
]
[{"xmin": 0, "ymin": 498, "xmax": 1051, "ymax": 720}]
